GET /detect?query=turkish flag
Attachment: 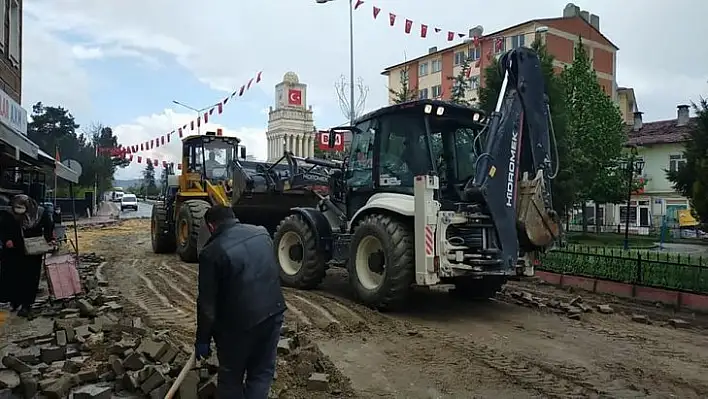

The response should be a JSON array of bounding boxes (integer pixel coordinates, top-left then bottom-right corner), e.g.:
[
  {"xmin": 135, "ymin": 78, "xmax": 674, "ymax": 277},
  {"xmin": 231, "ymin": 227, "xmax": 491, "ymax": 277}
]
[
  {"xmin": 434, "ymin": 27, "xmax": 441, "ymax": 33},
  {"xmin": 190, "ymin": 121, "xmax": 195, "ymax": 130},
  {"xmin": 420, "ymin": 24, "xmax": 428, "ymax": 38},
  {"xmin": 246, "ymin": 78, "xmax": 254, "ymax": 90},
  {"xmin": 354, "ymin": 0, "xmax": 364, "ymax": 10},
  {"xmin": 288, "ymin": 89, "xmax": 302, "ymax": 105},
  {"xmin": 239, "ymin": 85, "xmax": 245, "ymax": 96},
  {"xmin": 137, "ymin": 156, "xmax": 142, "ymax": 163},
  {"xmin": 131, "ymin": 145, "xmax": 138, "ymax": 153},
  {"xmin": 447, "ymin": 31, "xmax": 454, "ymax": 41},
  {"xmin": 256, "ymin": 71, "xmax": 262, "ymax": 83},
  {"xmin": 161, "ymin": 136, "xmax": 165, "ymax": 145},
  {"xmin": 204, "ymin": 112, "xmax": 209, "ymax": 123},
  {"xmin": 153, "ymin": 159, "xmax": 158, "ymax": 166},
  {"xmin": 167, "ymin": 133, "xmax": 171, "ymax": 143},
  {"xmin": 404, "ymin": 19, "xmax": 412, "ymax": 34},
  {"xmin": 128, "ymin": 155, "xmax": 133, "ymax": 161},
  {"xmin": 217, "ymin": 103, "xmax": 223, "ymax": 114},
  {"xmin": 163, "ymin": 161, "xmax": 167, "ymax": 168},
  {"xmin": 389, "ymin": 13, "xmax": 396, "ymax": 26},
  {"xmin": 179, "ymin": 128, "xmax": 183, "ymax": 138},
  {"xmin": 150, "ymin": 140, "xmax": 154, "ymax": 149},
  {"xmin": 140, "ymin": 143, "xmax": 144, "ymax": 151},
  {"xmin": 373, "ymin": 6, "xmax": 380, "ymax": 19}
]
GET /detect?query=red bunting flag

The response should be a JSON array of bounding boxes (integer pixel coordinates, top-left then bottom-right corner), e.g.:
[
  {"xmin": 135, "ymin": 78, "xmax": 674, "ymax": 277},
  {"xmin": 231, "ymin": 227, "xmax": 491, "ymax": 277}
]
[
  {"xmin": 404, "ymin": 19, "xmax": 412, "ymax": 34},
  {"xmin": 420, "ymin": 24, "xmax": 428, "ymax": 38},
  {"xmin": 373, "ymin": 6, "xmax": 380, "ymax": 19},
  {"xmin": 153, "ymin": 159, "xmax": 158, "ymax": 166},
  {"xmin": 217, "ymin": 103, "xmax": 223, "ymax": 114},
  {"xmin": 161, "ymin": 136, "xmax": 165, "ymax": 145},
  {"xmin": 354, "ymin": 0, "xmax": 364, "ymax": 10},
  {"xmin": 163, "ymin": 161, "xmax": 167, "ymax": 168},
  {"xmin": 389, "ymin": 13, "xmax": 396, "ymax": 26},
  {"xmin": 239, "ymin": 85, "xmax": 245, "ymax": 96},
  {"xmin": 256, "ymin": 71, "xmax": 262, "ymax": 83},
  {"xmin": 204, "ymin": 112, "xmax": 209, "ymax": 124},
  {"xmin": 179, "ymin": 128, "xmax": 183, "ymax": 138},
  {"xmin": 447, "ymin": 31, "xmax": 454, "ymax": 41},
  {"xmin": 137, "ymin": 156, "xmax": 142, "ymax": 163},
  {"xmin": 190, "ymin": 121, "xmax": 195, "ymax": 131}
]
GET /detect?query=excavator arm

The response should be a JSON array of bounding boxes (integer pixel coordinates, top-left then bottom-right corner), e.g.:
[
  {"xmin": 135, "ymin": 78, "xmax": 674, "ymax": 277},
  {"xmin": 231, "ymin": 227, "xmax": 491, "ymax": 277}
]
[{"xmin": 465, "ymin": 47, "xmax": 561, "ymax": 272}]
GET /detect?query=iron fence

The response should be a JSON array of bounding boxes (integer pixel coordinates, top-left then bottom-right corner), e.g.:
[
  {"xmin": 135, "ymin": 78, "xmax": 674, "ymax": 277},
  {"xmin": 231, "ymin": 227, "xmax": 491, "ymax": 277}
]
[
  {"xmin": 565, "ymin": 223, "xmax": 707, "ymax": 241},
  {"xmin": 540, "ymin": 244, "xmax": 708, "ymax": 295}
]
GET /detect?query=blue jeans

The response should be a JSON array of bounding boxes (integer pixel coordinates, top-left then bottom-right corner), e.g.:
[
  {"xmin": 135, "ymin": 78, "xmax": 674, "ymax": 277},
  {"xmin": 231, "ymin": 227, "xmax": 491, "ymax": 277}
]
[{"xmin": 214, "ymin": 313, "xmax": 284, "ymax": 398}]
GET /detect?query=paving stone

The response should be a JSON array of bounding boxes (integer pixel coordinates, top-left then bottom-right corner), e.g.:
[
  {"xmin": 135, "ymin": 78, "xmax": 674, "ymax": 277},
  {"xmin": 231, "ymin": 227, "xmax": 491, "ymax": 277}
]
[
  {"xmin": 19, "ymin": 372, "xmax": 38, "ymax": 398},
  {"xmin": 40, "ymin": 375, "xmax": 76, "ymax": 399},
  {"xmin": 109, "ymin": 355, "xmax": 125, "ymax": 376},
  {"xmin": 74, "ymin": 325, "xmax": 92, "ymax": 339},
  {"xmin": 0, "ymin": 370, "xmax": 20, "ymax": 389},
  {"xmin": 120, "ymin": 373, "xmax": 139, "ymax": 391},
  {"xmin": 1, "ymin": 356, "xmax": 31, "ymax": 374},
  {"xmin": 277, "ymin": 338, "xmax": 293, "ymax": 355},
  {"xmin": 0, "ymin": 389, "xmax": 11, "ymax": 399},
  {"xmin": 72, "ymin": 384, "xmax": 112, "ymax": 399},
  {"xmin": 306, "ymin": 373, "xmax": 330, "ymax": 392},
  {"xmin": 140, "ymin": 371, "xmax": 165, "ymax": 394},
  {"xmin": 62, "ymin": 357, "xmax": 85, "ymax": 373},
  {"xmin": 76, "ymin": 368, "xmax": 100, "ymax": 383},
  {"xmin": 158, "ymin": 345, "xmax": 178, "ymax": 365},
  {"xmin": 54, "ymin": 330, "xmax": 67, "ymax": 346},
  {"xmin": 597, "ymin": 304, "xmax": 614, "ymax": 314},
  {"xmin": 136, "ymin": 366, "xmax": 155, "ymax": 384},
  {"xmin": 40, "ymin": 346, "xmax": 66, "ymax": 364},
  {"xmin": 104, "ymin": 302, "xmax": 123, "ymax": 312},
  {"xmin": 137, "ymin": 339, "xmax": 169, "ymax": 361},
  {"xmin": 149, "ymin": 382, "xmax": 170, "ymax": 399},
  {"xmin": 122, "ymin": 352, "xmax": 145, "ymax": 371},
  {"xmin": 669, "ymin": 318, "xmax": 690, "ymax": 328},
  {"xmin": 631, "ymin": 314, "xmax": 650, "ymax": 324},
  {"xmin": 13, "ymin": 347, "xmax": 40, "ymax": 365}
]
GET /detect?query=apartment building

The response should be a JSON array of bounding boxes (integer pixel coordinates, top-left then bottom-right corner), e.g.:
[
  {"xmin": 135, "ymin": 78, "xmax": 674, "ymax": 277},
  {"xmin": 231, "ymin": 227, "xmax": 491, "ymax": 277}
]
[{"xmin": 382, "ymin": 3, "xmax": 618, "ymax": 105}]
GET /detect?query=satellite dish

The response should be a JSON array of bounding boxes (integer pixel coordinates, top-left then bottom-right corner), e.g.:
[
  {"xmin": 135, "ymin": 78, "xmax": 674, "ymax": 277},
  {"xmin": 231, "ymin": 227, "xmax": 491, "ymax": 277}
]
[{"xmin": 62, "ymin": 159, "xmax": 83, "ymax": 178}]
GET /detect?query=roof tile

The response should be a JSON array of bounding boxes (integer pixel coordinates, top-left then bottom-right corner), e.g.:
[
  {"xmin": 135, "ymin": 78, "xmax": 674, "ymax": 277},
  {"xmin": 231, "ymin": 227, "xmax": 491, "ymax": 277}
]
[{"xmin": 627, "ymin": 117, "xmax": 697, "ymax": 146}]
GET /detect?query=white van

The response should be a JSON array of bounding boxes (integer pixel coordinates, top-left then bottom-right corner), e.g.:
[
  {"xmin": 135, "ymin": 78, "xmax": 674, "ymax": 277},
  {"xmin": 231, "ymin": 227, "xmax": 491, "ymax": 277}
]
[{"xmin": 120, "ymin": 194, "xmax": 138, "ymax": 211}]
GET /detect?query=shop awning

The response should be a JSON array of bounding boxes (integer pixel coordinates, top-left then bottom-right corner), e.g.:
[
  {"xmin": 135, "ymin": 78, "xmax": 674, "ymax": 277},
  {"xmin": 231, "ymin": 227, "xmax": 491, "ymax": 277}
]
[
  {"xmin": 38, "ymin": 149, "xmax": 80, "ymax": 184},
  {"xmin": 0, "ymin": 124, "xmax": 38, "ymax": 159},
  {"xmin": 678, "ymin": 209, "xmax": 699, "ymax": 227}
]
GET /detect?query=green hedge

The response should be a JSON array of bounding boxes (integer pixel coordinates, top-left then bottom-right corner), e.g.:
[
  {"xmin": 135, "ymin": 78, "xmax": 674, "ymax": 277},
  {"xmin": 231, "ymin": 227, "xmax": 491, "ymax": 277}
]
[{"xmin": 540, "ymin": 245, "xmax": 708, "ymax": 294}]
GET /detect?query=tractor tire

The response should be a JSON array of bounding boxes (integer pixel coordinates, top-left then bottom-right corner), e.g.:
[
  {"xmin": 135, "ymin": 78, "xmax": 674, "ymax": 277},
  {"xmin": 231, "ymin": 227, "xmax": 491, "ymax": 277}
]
[
  {"xmin": 449, "ymin": 276, "xmax": 507, "ymax": 301},
  {"xmin": 176, "ymin": 200, "xmax": 212, "ymax": 263},
  {"xmin": 151, "ymin": 201, "xmax": 176, "ymax": 254},
  {"xmin": 348, "ymin": 214, "xmax": 415, "ymax": 311},
  {"xmin": 273, "ymin": 214, "xmax": 326, "ymax": 289}
]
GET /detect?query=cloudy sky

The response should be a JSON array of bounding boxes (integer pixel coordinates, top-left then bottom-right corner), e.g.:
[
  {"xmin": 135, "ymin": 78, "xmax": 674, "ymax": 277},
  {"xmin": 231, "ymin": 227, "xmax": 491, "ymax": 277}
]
[{"xmin": 22, "ymin": 0, "xmax": 707, "ymax": 179}]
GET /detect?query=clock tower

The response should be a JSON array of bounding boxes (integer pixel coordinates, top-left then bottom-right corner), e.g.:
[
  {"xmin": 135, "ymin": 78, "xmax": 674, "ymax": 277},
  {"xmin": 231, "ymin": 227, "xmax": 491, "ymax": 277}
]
[{"xmin": 266, "ymin": 72, "xmax": 315, "ymax": 162}]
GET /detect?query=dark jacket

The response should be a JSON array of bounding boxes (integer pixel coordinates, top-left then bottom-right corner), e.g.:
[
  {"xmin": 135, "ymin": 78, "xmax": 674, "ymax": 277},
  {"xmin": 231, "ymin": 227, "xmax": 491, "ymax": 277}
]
[
  {"xmin": 0, "ymin": 207, "xmax": 53, "ymax": 255},
  {"xmin": 195, "ymin": 220, "xmax": 286, "ymax": 343}
]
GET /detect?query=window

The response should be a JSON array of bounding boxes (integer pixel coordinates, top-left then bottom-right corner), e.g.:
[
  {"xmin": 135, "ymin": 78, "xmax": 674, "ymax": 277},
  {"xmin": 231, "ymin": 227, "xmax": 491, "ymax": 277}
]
[
  {"xmin": 0, "ymin": 0, "xmax": 6, "ymax": 52},
  {"xmin": 669, "ymin": 154, "xmax": 686, "ymax": 172},
  {"xmin": 419, "ymin": 62, "xmax": 429, "ymax": 76},
  {"xmin": 469, "ymin": 76, "xmax": 479, "ymax": 90},
  {"xmin": 510, "ymin": 34, "xmax": 525, "ymax": 49},
  {"xmin": 619, "ymin": 206, "xmax": 638, "ymax": 225},
  {"xmin": 468, "ymin": 47, "xmax": 480, "ymax": 61},
  {"xmin": 9, "ymin": 0, "xmax": 19, "ymax": 64},
  {"xmin": 347, "ymin": 125, "xmax": 375, "ymax": 188},
  {"xmin": 419, "ymin": 88, "xmax": 429, "ymax": 99},
  {"xmin": 431, "ymin": 85, "xmax": 442, "ymax": 98},
  {"xmin": 431, "ymin": 59, "xmax": 442, "ymax": 73},
  {"xmin": 454, "ymin": 51, "xmax": 465, "ymax": 66}
]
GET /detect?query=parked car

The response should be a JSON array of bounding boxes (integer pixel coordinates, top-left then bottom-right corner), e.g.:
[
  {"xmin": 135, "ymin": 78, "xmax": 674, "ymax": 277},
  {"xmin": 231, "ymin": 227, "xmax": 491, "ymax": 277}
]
[{"xmin": 120, "ymin": 194, "xmax": 138, "ymax": 212}]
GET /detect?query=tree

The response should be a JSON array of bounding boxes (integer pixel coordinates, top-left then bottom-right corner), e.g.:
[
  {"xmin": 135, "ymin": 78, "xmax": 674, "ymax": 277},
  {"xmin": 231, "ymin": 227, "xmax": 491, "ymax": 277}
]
[
  {"xmin": 478, "ymin": 40, "xmax": 575, "ymax": 219},
  {"xmin": 142, "ymin": 162, "xmax": 157, "ymax": 196},
  {"xmin": 448, "ymin": 54, "xmax": 473, "ymax": 106},
  {"xmin": 389, "ymin": 65, "xmax": 418, "ymax": 104},
  {"xmin": 561, "ymin": 38, "xmax": 629, "ymax": 232},
  {"xmin": 334, "ymin": 75, "xmax": 369, "ymax": 120},
  {"xmin": 667, "ymin": 98, "xmax": 708, "ymax": 224},
  {"xmin": 89, "ymin": 123, "xmax": 130, "ymax": 194}
]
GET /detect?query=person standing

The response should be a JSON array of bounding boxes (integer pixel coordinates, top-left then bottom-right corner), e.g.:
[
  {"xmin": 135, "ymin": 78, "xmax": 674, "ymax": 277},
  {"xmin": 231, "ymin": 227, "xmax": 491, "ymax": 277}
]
[
  {"xmin": 194, "ymin": 204, "xmax": 286, "ymax": 398},
  {"xmin": 0, "ymin": 195, "xmax": 54, "ymax": 317}
]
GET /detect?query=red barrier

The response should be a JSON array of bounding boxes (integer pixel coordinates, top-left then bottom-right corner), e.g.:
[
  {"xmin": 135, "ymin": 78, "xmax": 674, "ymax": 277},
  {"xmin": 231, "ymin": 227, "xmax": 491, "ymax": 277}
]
[{"xmin": 535, "ymin": 271, "xmax": 708, "ymax": 312}]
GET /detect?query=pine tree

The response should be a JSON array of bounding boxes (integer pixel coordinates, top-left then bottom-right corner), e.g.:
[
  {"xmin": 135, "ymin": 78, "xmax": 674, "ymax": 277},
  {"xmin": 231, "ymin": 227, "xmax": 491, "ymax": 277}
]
[
  {"xmin": 478, "ymin": 40, "xmax": 574, "ymax": 217},
  {"xmin": 667, "ymin": 98, "xmax": 708, "ymax": 224},
  {"xmin": 561, "ymin": 38, "xmax": 630, "ymax": 232},
  {"xmin": 448, "ymin": 55, "xmax": 473, "ymax": 106},
  {"xmin": 389, "ymin": 65, "xmax": 418, "ymax": 104},
  {"xmin": 143, "ymin": 162, "xmax": 157, "ymax": 196}
]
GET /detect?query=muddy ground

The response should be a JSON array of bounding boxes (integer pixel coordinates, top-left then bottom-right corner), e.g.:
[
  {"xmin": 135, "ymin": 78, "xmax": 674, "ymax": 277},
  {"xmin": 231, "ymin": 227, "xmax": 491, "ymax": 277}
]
[{"xmin": 81, "ymin": 219, "xmax": 708, "ymax": 398}]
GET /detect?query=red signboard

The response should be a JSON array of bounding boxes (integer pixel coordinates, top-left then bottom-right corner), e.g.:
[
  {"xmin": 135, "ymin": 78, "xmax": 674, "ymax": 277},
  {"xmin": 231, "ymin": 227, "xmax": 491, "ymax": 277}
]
[
  {"xmin": 316, "ymin": 131, "xmax": 344, "ymax": 151},
  {"xmin": 288, "ymin": 89, "xmax": 302, "ymax": 105}
]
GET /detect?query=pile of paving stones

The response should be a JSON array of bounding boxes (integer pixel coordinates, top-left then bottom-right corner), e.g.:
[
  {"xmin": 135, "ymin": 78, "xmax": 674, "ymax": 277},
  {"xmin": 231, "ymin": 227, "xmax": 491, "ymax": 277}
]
[
  {"xmin": 0, "ymin": 254, "xmax": 223, "ymax": 398},
  {"xmin": 503, "ymin": 288, "xmax": 692, "ymax": 327}
]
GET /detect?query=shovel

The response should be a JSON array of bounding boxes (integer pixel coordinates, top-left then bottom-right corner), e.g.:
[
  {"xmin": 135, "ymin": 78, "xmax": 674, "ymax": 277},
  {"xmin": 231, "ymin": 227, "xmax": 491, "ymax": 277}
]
[{"xmin": 164, "ymin": 351, "xmax": 196, "ymax": 399}]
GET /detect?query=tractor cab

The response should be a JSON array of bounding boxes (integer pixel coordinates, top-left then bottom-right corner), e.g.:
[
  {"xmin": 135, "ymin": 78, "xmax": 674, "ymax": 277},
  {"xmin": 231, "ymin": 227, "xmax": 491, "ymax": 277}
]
[{"xmin": 333, "ymin": 99, "xmax": 488, "ymax": 216}]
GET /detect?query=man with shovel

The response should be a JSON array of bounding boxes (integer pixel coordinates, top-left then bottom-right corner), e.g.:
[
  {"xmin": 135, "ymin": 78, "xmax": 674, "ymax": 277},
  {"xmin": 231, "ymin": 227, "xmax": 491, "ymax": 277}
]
[{"xmin": 195, "ymin": 205, "xmax": 286, "ymax": 398}]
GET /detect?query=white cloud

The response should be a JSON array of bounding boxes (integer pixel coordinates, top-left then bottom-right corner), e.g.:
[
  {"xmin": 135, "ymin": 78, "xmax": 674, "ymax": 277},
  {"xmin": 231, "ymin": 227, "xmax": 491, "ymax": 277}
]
[
  {"xmin": 113, "ymin": 109, "xmax": 267, "ymax": 180},
  {"xmin": 22, "ymin": 16, "xmax": 92, "ymax": 114}
]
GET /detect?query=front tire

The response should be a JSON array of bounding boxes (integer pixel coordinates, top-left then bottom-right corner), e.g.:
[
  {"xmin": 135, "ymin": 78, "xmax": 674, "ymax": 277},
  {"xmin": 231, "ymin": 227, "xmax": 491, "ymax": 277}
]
[
  {"xmin": 273, "ymin": 214, "xmax": 326, "ymax": 289},
  {"xmin": 176, "ymin": 200, "xmax": 211, "ymax": 263},
  {"xmin": 151, "ymin": 201, "xmax": 176, "ymax": 254},
  {"xmin": 348, "ymin": 214, "xmax": 414, "ymax": 311}
]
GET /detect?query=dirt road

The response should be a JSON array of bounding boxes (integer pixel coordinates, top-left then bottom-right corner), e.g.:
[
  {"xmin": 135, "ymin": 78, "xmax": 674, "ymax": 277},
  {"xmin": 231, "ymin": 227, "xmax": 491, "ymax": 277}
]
[{"xmin": 83, "ymin": 220, "xmax": 708, "ymax": 398}]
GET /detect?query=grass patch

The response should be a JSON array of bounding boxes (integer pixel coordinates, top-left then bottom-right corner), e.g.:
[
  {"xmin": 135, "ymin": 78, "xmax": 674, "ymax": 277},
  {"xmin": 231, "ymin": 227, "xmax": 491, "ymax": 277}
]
[{"xmin": 565, "ymin": 232, "xmax": 657, "ymax": 249}]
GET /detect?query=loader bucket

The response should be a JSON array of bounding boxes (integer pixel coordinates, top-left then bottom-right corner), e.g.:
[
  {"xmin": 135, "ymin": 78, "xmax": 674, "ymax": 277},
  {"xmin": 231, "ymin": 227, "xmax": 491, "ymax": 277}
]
[{"xmin": 516, "ymin": 170, "xmax": 560, "ymax": 249}]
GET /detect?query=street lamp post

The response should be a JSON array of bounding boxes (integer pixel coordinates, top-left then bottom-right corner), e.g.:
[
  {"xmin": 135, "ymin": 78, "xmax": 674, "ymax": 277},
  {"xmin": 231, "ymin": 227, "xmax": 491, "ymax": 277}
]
[
  {"xmin": 619, "ymin": 146, "xmax": 645, "ymax": 250},
  {"xmin": 172, "ymin": 100, "xmax": 220, "ymax": 135},
  {"xmin": 316, "ymin": 0, "xmax": 355, "ymax": 127}
]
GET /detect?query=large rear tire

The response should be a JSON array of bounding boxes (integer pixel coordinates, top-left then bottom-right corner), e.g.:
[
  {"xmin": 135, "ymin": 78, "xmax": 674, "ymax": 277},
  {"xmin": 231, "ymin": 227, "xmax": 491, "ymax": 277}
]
[
  {"xmin": 348, "ymin": 214, "xmax": 414, "ymax": 311},
  {"xmin": 151, "ymin": 201, "xmax": 176, "ymax": 254},
  {"xmin": 273, "ymin": 214, "xmax": 326, "ymax": 289},
  {"xmin": 176, "ymin": 200, "xmax": 211, "ymax": 263}
]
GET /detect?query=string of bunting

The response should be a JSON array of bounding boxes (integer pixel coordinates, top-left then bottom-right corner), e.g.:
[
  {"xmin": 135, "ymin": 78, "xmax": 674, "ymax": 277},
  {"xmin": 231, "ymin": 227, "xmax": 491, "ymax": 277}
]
[
  {"xmin": 122, "ymin": 154, "xmax": 185, "ymax": 170},
  {"xmin": 98, "ymin": 71, "xmax": 263, "ymax": 157},
  {"xmin": 353, "ymin": 0, "xmax": 479, "ymax": 43}
]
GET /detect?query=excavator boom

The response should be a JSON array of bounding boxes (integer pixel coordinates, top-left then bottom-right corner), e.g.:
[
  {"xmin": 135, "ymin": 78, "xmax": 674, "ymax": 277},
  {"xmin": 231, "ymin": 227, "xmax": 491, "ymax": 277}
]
[{"xmin": 466, "ymin": 47, "xmax": 561, "ymax": 271}]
